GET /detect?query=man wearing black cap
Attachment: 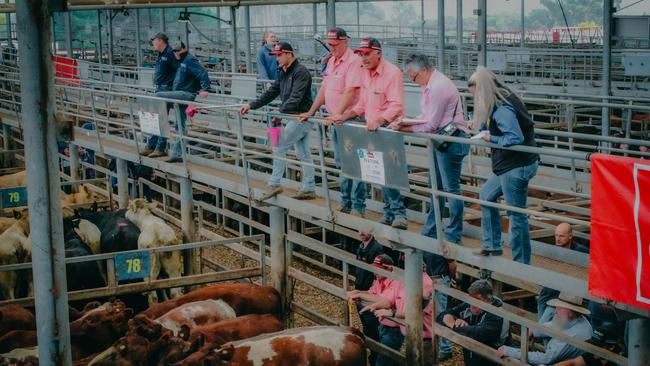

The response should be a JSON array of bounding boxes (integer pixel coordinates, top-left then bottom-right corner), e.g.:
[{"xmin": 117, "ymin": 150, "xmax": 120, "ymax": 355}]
[
  {"xmin": 240, "ymin": 42, "xmax": 315, "ymax": 201},
  {"xmin": 334, "ymin": 37, "xmax": 409, "ymax": 230},
  {"xmin": 299, "ymin": 27, "xmax": 367, "ymax": 217},
  {"xmin": 156, "ymin": 40, "xmax": 211, "ymax": 163},
  {"xmin": 143, "ymin": 32, "xmax": 179, "ymax": 157}
]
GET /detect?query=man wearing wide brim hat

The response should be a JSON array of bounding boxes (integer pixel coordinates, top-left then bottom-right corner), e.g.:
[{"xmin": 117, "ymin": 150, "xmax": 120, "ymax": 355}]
[{"xmin": 498, "ymin": 292, "xmax": 593, "ymax": 365}]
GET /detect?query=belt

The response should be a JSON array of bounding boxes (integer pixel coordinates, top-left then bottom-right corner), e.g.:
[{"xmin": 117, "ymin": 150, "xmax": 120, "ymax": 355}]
[{"xmin": 432, "ymin": 274, "xmax": 449, "ymax": 280}]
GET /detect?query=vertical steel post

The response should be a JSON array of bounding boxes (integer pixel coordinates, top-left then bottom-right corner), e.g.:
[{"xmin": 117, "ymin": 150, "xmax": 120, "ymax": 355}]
[
  {"xmin": 628, "ymin": 317, "xmax": 650, "ymax": 365},
  {"xmin": 404, "ymin": 248, "xmax": 424, "ymax": 366},
  {"xmin": 135, "ymin": 9, "xmax": 142, "ymax": 67},
  {"xmin": 184, "ymin": 7, "xmax": 190, "ymax": 49},
  {"xmin": 456, "ymin": 0, "xmax": 463, "ymax": 77},
  {"xmin": 313, "ymin": 4, "xmax": 318, "ymax": 35},
  {"xmin": 437, "ymin": 0, "xmax": 445, "ymax": 72},
  {"xmin": 2, "ymin": 124, "xmax": 11, "ymax": 151},
  {"xmin": 477, "ymin": 0, "xmax": 487, "ymax": 66},
  {"xmin": 601, "ymin": 0, "xmax": 612, "ymax": 141},
  {"xmin": 64, "ymin": 11, "xmax": 73, "ymax": 58},
  {"xmin": 97, "ymin": 10, "xmax": 103, "ymax": 63},
  {"xmin": 270, "ymin": 205, "xmax": 286, "ymax": 320},
  {"xmin": 230, "ymin": 7, "xmax": 238, "ymax": 73},
  {"xmin": 116, "ymin": 158, "xmax": 129, "ymax": 209},
  {"xmin": 520, "ymin": 0, "xmax": 525, "ymax": 48},
  {"xmin": 16, "ymin": 1, "xmax": 72, "ymax": 364},
  {"xmin": 243, "ymin": 6, "xmax": 251, "ymax": 73},
  {"xmin": 4, "ymin": 0, "xmax": 11, "ymax": 45},
  {"xmin": 420, "ymin": 0, "xmax": 425, "ymax": 49},
  {"xmin": 160, "ymin": 8, "xmax": 166, "ymax": 32},
  {"xmin": 180, "ymin": 176, "xmax": 198, "ymax": 276},
  {"xmin": 69, "ymin": 143, "xmax": 80, "ymax": 181},
  {"xmin": 326, "ymin": 0, "xmax": 336, "ymax": 29},
  {"xmin": 354, "ymin": 2, "xmax": 359, "ymax": 37},
  {"xmin": 107, "ymin": 10, "xmax": 113, "ymax": 65}
]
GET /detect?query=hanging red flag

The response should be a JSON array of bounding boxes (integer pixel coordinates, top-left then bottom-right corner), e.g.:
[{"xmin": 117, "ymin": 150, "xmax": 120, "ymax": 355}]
[{"xmin": 589, "ymin": 153, "xmax": 650, "ymax": 310}]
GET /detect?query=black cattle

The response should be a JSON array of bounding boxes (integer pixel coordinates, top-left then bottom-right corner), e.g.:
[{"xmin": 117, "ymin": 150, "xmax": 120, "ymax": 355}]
[
  {"xmin": 75, "ymin": 202, "xmax": 140, "ymax": 253},
  {"xmin": 62, "ymin": 217, "xmax": 106, "ymax": 293}
]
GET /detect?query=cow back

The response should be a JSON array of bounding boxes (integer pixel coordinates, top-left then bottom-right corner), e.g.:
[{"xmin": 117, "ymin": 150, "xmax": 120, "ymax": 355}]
[
  {"xmin": 0, "ymin": 304, "xmax": 35, "ymax": 334},
  {"xmin": 142, "ymin": 284, "xmax": 281, "ymax": 319}
]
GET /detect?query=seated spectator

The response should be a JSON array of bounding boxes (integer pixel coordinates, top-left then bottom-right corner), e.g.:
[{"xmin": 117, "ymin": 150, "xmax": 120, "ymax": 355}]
[
  {"xmin": 538, "ymin": 223, "xmax": 589, "ymax": 319},
  {"xmin": 347, "ymin": 254, "xmax": 401, "ymax": 366},
  {"xmin": 436, "ymin": 279, "xmax": 507, "ymax": 366},
  {"xmin": 498, "ymin": 292, "xmax": 593, "ymax": 365},
  {"xmin": 361, "ymin": 265, "xmax": 434, "ymax": 366},
  {"xmin": 354, "ymin": 227, "xmax": 384, "ymax": 292},
  {"xmin": 548, "ymin": 323, "xmax": 624, "ymax": 366}
]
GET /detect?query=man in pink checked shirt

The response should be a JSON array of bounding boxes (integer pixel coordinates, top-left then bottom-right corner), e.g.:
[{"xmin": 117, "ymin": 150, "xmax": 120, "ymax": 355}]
[
  {"xmin": 389, "ymin": 54, "xmax": 469, "ymax": 245},
  {"xmin": 299, "ymin": 27, "xmax": 367, "ymax": 218},
  {"xmin": 333, "ymin": 37, "xmax": 409, "ymax": 230}
]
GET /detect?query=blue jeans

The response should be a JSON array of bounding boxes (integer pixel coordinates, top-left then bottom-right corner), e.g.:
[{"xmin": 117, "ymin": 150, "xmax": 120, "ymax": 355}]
[
  {"xmin": 146, "ymin": 85, "xmax": 172, "ymax": 152},
  {"xmin": 480, "ymin": 161, "xmax": 538, "ymax": 264},
  {"xmin": 375, "ymin": 324, "xmax": 405, "ymax": 366},
  {"xmin": 420, "ymin": 138, "xmax": 469, "ymax": 243},
  {"xmin": 434, "ymin": 275, "xmax": 453, "ymax": 354},
  {"xmin": 153, "ymin": 90, "xmax": 196, "ymax": 159},
  {"xmin": 268, "ymin": 120, "xmax": 316, "ymax": 192},
  {"xmin": 382, "ymin": 187, "xmax": 407, "ymax": 222},
  {"xmin": 332, "ymin": 127, "xmax": 366, "ymax": 212}
]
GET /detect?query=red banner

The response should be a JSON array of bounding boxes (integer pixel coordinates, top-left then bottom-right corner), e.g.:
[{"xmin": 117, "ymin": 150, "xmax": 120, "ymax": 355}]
[
  {"xmin": 589, "ymin": 154, "xmax": 650, "ymax": 310},
  {"xmin": 53, "ymin": 55, "xmax": 79, "ymax": 86}
]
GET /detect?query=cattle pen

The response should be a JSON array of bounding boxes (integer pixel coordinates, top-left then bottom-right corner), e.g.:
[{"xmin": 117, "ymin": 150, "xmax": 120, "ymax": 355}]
[{"xmin": 0, "ymin": 0, "xmax": 649, "ymax": 365}]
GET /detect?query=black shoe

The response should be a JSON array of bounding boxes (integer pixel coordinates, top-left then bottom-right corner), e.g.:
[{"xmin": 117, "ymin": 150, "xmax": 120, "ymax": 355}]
[
  {"xmin": 165, "ymin": 156, "xmax": 182, "ymax": 163},
  {"xmin": 472, "ymin": 249, "xmax": 503, "ymax": 257},
  {"xmin": 491, "ymin": 250, "xmax": 503, "ymax": 256}
]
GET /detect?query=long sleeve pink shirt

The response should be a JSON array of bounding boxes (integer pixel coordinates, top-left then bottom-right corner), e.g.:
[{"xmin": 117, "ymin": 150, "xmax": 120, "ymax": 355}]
[
  {"xmin": 353, "ymin": 59, "xmax": 404, "ymax": 125},
  {"xmin": 411, "ymin": 69, "xmax": 468, "ymax": 133}
]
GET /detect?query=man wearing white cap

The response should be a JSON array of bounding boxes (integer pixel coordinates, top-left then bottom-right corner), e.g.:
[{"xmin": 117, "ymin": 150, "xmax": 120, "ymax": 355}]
[{"xmin": 497, "ymin": 292, "xmax": 593, "ymax": 365}]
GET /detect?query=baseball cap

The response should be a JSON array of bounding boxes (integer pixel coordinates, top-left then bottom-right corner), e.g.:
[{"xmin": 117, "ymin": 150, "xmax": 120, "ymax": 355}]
[
  {"xmin": 269, "ymin": 42, "xmax": 294, "ymax": 56},
  {"xmin": 588, "ymin": 323, "xmax": 621, "ymax": 347},
  {"xmin": 326, "ymin": 27, "xmax": 349, "ymax": 46},
  {"xmin": 151, "ymin": 32, "xmax": 169, "ymax": 43},
  {"xmin": 354, "ymin": 38, "xmax": 382, "ymax": 54},
  {"xmin": 171, "ymin": 40, "xmax": 187, "ymax": 52},
  {"xmin": 371, "ymin": 254, "xmax": 394, "ymax": 271}
]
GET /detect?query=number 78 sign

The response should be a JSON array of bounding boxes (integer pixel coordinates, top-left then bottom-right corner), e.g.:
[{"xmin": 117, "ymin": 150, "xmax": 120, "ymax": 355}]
[
  {"xmin": 589, "ymin": 154, "xmax": 650, "ymax": 310},
  {"xmin": 115, "ymin": 251, "xmax": 151, "ymax": 281}
]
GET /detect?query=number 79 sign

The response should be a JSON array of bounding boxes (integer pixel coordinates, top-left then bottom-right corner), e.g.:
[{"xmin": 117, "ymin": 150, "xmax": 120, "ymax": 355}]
[{"xmin": 115, "ymin": 252, "xmax": 151, "ymax": 281}]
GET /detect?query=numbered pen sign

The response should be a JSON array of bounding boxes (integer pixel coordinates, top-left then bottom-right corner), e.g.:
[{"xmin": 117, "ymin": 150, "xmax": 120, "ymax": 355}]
[
  {"xmin": 0, "ymin": 187, "xmax": 27, "ymax": 208},
  {"xmin": 138, "ymin": 110, "xmax": 161, "ymax": 136},
  {"xmin": 115, "ymin": 251, "xmax": 150, "ymax": 281},
  {"xmin": 357, "ymin": 149, "xmax": 386, "ymax": 186}
]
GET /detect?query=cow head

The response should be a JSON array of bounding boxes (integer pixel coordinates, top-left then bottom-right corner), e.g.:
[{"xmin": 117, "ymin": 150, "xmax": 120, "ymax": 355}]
[
  {"xmin": 71, "ymin": 300, "xmax": 133, "ymax": 350},
  {"xmin": 125, "ymin": 199, "xmax": 155, "ymax": 227},
  {"xmin": 12, "ymin": 209, "xmax": 29, "ymax": 235},
  {"xmin": 152, "ymin": 333, "xmax": 203, "ymax": 366}
]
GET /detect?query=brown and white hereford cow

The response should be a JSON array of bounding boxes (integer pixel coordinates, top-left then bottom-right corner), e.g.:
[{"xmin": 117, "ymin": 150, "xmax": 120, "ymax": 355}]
[
  {"xmin": 178, "ymin": 326, "xmax": 367, "ymax": 366},
  {"xmin": 142, "ymin": 283, "xmax": 281, "ymax": 320},
  {"xmin": 0, "ymin": 217, "xmax": 15, "ymax": 234},
  {"xmin": 0, "ymin": 304, "xmax": 35, "ymax": 335},
  {"xmin": 69, "ymin": 300, "xmax": 134, "ymax": 357},
  {"xmin": 155, "ymin": 299, "xmax": 237, "ymax": 336}
]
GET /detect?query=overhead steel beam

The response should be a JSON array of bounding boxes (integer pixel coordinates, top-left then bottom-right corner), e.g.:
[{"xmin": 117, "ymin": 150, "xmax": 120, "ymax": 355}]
[{"xmin": 16, "ymin": 1, "xmax": 73, "ymax": 365}]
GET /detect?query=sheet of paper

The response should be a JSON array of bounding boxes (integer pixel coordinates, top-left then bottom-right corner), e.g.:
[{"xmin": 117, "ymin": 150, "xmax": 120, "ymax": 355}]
[
  {"xmin": 471, "ymin": 130, "xmax": 489, "ymax": 140},
  {"xmin": 358, "ymin": 149, "xmax": 386, "ymax": 186},
  {"xmin": 400, "ymin": 118, "xmax": 427, "ymax": 126}
]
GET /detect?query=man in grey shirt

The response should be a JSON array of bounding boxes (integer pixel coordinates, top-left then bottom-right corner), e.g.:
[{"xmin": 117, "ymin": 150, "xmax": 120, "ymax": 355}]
[{"xmin": 497, "ymin": 293, "xmax": 593, "ymax": 365}]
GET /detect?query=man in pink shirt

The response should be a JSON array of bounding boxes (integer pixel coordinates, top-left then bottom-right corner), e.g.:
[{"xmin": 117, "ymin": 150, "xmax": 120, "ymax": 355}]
[
  {"xmin": 347, "ymin": 254, "xmax": 402, "ymax": 366},
  {"xmin": 299, "ymin": 28, "xmax": 367, "ymax": 217},
  {"xmin": 362, "ymin": 267, "xmax": 435, "ymax": 366},
  {"xmin": 334, "ymin": 38, "xmax": 409, "ymax": 230},
  {"xmin": 389, "ymin": 54, "xmax": 469, "ymax": 245}
]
